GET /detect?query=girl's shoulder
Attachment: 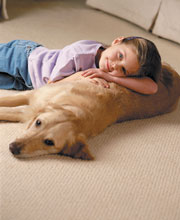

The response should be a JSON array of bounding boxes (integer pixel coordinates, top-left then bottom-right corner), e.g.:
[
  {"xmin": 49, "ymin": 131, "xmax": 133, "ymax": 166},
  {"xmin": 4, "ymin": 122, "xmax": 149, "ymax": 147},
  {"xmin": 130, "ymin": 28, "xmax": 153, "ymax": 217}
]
[
  {"xmin": 71, "ymin": 40, "xmax": 103, "ymax": 47},
  {"xmin": 63, "ymin": 40, "xmax": 104, "ymax": 55}
]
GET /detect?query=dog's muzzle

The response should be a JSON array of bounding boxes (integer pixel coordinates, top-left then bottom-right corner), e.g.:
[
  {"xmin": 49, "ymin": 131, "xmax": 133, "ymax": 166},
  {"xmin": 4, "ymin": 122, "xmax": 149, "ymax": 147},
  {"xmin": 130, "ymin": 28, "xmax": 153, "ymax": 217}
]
[{"xmin": 9, "ymin": 142, "xmax": 24, "ymax": 155}]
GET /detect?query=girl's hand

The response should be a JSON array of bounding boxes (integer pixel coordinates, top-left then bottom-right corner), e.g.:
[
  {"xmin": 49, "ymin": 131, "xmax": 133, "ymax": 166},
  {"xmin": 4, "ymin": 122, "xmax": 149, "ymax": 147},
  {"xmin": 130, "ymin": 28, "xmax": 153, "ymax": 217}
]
[
  {"xmin": 47, "ymin": 80, "xmax": 53, "ymax": 84},
  {"xmin": 88, "ymin": 78, "xmax": 110, "ymax": 88},
  {"xmin": 82, "ymin": 69, "xmax": 110, "ymax": 88},
  {"xmin": 82, "ymin": 68, "xmax": 108, "ymax": 79}
]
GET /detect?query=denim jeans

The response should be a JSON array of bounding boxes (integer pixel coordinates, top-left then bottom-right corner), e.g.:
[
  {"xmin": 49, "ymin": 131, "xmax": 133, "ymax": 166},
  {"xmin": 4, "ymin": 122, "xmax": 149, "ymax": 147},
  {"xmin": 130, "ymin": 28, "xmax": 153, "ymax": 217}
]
[{"xmin": 0, "ymin": 40, "xmax": 41, "ymax": 90}]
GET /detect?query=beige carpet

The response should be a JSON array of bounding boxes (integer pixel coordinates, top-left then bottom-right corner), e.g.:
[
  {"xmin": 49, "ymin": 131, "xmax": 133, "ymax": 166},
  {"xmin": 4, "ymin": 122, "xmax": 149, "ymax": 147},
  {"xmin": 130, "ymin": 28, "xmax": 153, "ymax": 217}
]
[{"xmin": 0, "ymin": 1, "xmax": 180, "ymax": 220}]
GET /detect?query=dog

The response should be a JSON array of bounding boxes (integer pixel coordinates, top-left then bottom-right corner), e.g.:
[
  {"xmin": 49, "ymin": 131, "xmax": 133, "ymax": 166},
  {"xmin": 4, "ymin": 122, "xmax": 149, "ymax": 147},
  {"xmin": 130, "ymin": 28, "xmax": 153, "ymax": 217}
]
[{"xmin": 0, "ymin": 63, "xmax": 180, "ymax": 160}]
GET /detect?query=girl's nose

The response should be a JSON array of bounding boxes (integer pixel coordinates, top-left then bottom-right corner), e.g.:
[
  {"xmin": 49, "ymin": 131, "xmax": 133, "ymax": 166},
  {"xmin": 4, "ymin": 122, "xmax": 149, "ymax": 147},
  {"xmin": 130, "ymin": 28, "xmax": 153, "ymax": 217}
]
[
  {"xmin": 112, "ymin": 62, "xmax": 118, "ymax": 69},
  {"xmin": 112, "ymin": 62, "xmax": 120, "ymax": 71}
]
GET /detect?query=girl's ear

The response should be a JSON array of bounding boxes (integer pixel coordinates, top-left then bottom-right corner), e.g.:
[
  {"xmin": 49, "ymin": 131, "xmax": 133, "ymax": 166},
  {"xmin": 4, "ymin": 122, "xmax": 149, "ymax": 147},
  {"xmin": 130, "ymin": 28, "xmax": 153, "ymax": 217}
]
[{"xmin": 112, "ymin": 36, "xmax": 125, "ymax": 46}]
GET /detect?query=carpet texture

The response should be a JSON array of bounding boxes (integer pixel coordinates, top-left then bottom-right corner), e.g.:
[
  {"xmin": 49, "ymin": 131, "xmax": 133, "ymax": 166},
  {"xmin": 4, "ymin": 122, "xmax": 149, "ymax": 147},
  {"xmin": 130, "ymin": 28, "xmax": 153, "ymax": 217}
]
[{"xmin": 0, "ymin": 0, "xmax": 180, "ymax": 220}]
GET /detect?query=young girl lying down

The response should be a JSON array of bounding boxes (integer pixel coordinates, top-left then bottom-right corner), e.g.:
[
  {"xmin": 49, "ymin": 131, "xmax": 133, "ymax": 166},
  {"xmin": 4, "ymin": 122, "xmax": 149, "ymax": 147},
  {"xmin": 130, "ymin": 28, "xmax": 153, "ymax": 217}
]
[{"xmin": 0, "ymin": 36, "xmax": 161, "ymax": 94}]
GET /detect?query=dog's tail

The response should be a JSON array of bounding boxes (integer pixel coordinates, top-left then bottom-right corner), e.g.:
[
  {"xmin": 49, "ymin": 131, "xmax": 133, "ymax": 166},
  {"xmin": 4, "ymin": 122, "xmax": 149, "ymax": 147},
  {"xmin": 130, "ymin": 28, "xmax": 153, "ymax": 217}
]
[
  {"xmin": 160, "ymin": 62, "xmax": 180, "ymax": 97},
  {"xmin": 0, "ymin": 90, "xmax": 32, "ymax": 107}
]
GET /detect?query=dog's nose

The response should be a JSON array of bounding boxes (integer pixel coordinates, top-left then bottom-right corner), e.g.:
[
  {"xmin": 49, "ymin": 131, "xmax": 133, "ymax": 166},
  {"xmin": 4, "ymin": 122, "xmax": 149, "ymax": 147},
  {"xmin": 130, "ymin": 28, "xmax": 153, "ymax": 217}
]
[{"xmin": 9, "ymin": 142, "xmax": 22, "ymax": 155}]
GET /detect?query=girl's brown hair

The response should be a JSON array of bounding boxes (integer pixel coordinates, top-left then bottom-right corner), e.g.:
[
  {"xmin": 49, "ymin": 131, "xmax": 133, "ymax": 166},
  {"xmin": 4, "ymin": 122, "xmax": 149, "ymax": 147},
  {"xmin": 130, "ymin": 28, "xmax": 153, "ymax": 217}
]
[{"xmin": 122, "ymin": 37, "xmax": 162, "ymax": 82}]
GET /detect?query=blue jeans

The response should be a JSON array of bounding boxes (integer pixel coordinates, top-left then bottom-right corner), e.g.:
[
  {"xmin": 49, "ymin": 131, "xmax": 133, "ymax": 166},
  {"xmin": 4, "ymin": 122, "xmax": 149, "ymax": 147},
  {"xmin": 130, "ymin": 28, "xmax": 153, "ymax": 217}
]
[{"xmin": 0, "ymin": 40, "xmax": 41, "ymax": 90}]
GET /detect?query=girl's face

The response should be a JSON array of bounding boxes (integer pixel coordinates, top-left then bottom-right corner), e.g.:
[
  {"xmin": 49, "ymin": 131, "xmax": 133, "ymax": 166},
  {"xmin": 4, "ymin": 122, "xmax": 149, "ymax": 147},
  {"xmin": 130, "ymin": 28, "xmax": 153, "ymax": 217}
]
[{"xmin": 99, "ymin": 38, "xmax": 140, "ymax": 77}]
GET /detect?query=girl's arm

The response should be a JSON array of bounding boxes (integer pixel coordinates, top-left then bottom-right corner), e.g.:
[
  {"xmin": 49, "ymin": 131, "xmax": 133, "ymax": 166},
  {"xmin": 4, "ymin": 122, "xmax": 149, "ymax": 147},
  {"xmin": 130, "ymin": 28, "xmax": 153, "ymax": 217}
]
[{"xmin": 82, "ymin": 69, "xmax": 158, "ymax": 95}]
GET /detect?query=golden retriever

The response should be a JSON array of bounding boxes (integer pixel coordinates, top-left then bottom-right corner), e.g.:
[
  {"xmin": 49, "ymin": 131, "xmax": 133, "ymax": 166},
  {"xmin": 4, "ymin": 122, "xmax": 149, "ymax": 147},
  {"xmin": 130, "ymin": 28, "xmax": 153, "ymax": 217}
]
[{"xmin": 0, "ymin": 63, "xmax": 179, "ymax": 160}]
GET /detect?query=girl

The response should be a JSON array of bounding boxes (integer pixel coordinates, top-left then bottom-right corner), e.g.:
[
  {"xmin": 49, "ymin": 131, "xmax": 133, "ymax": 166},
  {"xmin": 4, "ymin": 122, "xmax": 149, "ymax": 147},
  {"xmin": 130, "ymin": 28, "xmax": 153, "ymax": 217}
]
[
  {"xmin": 82, "ymin": 36, "xmax": 161, "ymax": 94},
  {"xmin": 0, "ymin": 36, "xmax": 161, "ymax": 94}
]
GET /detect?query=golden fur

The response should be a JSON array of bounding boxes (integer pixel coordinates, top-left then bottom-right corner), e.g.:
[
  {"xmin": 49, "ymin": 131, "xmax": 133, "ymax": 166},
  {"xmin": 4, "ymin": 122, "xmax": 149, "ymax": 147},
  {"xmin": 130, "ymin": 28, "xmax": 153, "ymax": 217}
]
[{"xmin": 0, "ymin": 63, "xmax": 179, "ymax": 160}]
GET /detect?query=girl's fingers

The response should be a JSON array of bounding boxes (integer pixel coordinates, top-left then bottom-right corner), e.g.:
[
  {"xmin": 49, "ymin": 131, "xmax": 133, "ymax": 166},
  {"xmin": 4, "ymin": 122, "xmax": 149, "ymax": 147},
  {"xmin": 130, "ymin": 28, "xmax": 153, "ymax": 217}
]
[
  {"xmin": 89, "ymin": 74, "xmax": 98, "ymax": 79},
  {"xmin": 81, "ymin": 71, "xmax": 88, "ymax": 76},
  {"xmin": 99, "ymin": 79, "xmax": 109, "ymax": 88},
  {"xmin": 48, "ymin": 80, "xmax": 53, "ymax": 84},
  {"xmin": 84, "ymin": 73, "xmax": 97, "ymax": 78},
  {"xmin": 92, "ymin": 78, "xmax": 110, "ymax": 88},
  {"xmin": 82, "ymin": 69, "xmax": 93, "ymax": 75},
  {"xmin": 82, "ymin": 71, "xmax": 92, "ymax": 77},
  {"xmin": 89, "ymin": 79, "xmax": 98, "ymax": 85},
  {"xmin": 82, "ymin": 69, "xmax": 98, "ymax": 77}
]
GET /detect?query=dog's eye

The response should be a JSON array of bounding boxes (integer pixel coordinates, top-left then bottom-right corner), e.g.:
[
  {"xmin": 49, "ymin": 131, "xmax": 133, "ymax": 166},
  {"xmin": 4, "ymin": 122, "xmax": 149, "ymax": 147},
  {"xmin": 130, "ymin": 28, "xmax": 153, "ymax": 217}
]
[
  {"xmin": 44, "ymin": 139, "xmax": 54, "ymax": 146},
  {"xmin": 36, "ymin": 119, "xmax": 41, "ymax": 127}
]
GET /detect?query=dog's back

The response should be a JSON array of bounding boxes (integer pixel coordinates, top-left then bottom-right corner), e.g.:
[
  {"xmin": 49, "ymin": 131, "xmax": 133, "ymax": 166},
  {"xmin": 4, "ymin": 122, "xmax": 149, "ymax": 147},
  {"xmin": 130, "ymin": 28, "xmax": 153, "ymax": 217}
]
[{"xmin": 27, "ymin": 64, "xmax": 180, "ymax": 137}]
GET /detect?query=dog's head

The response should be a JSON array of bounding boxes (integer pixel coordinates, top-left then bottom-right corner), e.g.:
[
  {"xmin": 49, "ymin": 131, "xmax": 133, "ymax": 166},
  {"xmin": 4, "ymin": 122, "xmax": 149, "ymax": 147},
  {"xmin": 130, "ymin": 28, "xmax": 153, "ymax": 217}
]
[{"xmin": 9, "ymin": 106, "xmax": 93, "ymax": 160}]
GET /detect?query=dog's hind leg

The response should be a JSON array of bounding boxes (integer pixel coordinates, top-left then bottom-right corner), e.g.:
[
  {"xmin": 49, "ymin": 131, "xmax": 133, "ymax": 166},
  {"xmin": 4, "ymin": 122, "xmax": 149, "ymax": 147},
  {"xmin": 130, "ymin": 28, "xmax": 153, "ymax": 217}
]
[
  {"xmin": 0, "ymin": 90, "xmax": 32, "ymax": 107},
  {"xmin": 0, "ymin": 105, "xmax": 27, "ymax": 122}
]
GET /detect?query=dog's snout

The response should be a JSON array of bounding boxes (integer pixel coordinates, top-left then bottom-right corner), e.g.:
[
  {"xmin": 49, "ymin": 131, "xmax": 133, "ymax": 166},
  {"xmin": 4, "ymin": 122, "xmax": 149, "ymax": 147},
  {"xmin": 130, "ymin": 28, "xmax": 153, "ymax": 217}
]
[{"xmin": 9, "ymin": 142, "xmax": 23, "ymax": 155}]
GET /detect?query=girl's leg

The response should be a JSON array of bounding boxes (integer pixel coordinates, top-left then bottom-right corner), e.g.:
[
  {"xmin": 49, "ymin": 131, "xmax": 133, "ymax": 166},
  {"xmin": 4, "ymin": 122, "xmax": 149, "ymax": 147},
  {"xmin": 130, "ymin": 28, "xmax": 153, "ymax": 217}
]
[
  {"xmin": 0, "ymin": 40, "xmax": 41, "ymax": 90},
  {"xmin": 0, "ymin": 72, "xmax": 28, "ymax": 90}
]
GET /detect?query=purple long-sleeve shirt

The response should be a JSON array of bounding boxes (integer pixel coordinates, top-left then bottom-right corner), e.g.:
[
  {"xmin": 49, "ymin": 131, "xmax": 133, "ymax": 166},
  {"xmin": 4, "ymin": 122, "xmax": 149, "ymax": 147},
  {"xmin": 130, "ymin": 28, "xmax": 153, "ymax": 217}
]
[{"xmin": 28, "ymin": 40, "xmax": 103, "ymax": 88}]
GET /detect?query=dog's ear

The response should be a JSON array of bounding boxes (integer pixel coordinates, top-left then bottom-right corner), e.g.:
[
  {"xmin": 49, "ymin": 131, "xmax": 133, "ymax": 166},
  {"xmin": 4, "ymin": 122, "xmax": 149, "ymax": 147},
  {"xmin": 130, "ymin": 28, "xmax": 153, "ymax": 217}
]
[
  {"xmin": 70, "ymin": 141, "xmax": 94, "ymax": 160},
  {"xmin": 71, "ymin": 133, "xmax": 94, "ymax": 160},
  {"xmin": 59, "ymin": 134, "xmax": 94, "ymax": 160}
]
